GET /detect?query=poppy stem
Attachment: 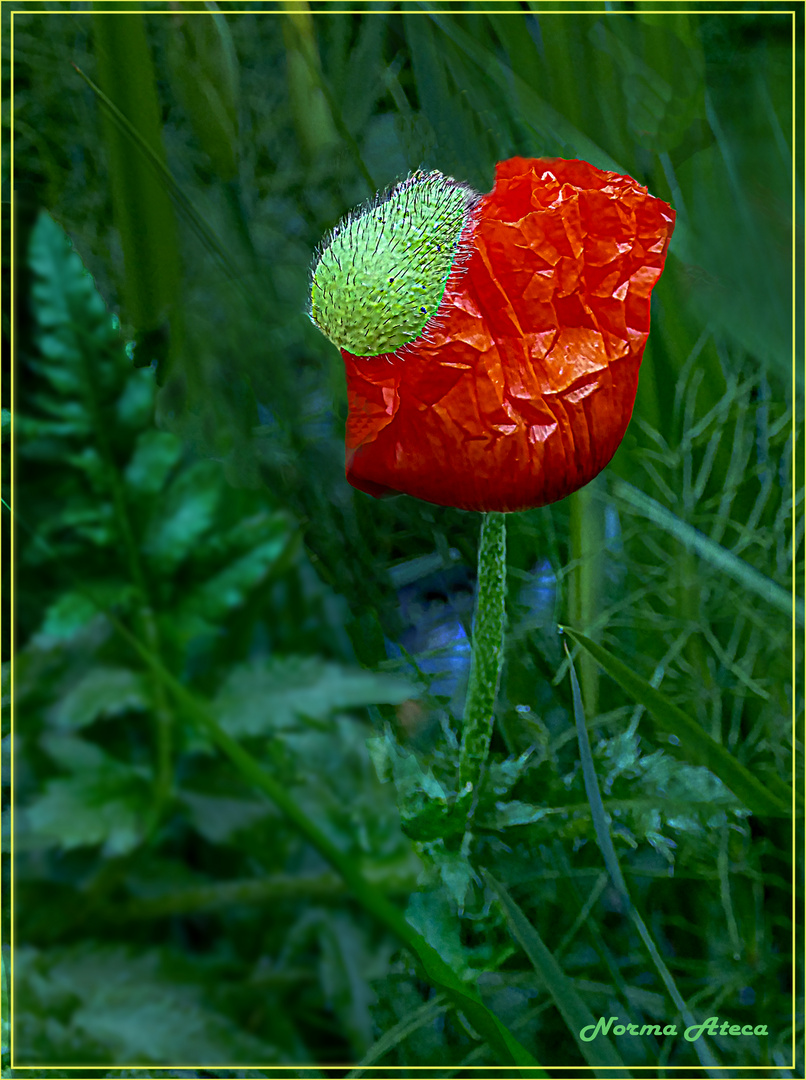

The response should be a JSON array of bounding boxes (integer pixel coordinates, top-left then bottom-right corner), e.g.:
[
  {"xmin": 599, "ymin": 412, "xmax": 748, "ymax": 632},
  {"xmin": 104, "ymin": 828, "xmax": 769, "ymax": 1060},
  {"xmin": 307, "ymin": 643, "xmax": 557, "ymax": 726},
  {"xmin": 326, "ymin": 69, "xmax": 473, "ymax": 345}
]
[{"xmin": 458, "ymin": 511, "xmax": 507, "ymax": 794}]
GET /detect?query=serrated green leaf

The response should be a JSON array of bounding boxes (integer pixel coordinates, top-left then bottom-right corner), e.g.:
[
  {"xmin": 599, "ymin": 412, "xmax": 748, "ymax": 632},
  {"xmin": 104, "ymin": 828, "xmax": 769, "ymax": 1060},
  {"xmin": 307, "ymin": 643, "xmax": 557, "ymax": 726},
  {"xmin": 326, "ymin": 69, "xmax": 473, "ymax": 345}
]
[
  {"xmin": 15, "ymin": 945, "xmax": 280, "ymax": 1065},
  {"xmin": 24, "ymin": 739, "xmax": 150, "ymax": 855},
  {"xmin": 215, "ymin": 656, "xmax": 417, "ymax": 736},
  {"xmin": 486, "ymin": 801, "xmax": 549, "ymax": 829},
  {"xmin": 485, "ymin": 749, "xmax": 535, "ymax": 796},
  {"xmin": 434, "ymin": 848, "xmax": 477, "ymax": 909},
  {"xmin": 28, "ymin": 212, "xmax": 122, "ymax": 375},
  {"xmin": 561, "ymin": 625, "xmax": 792, "ymax": 818},
  {"xmin": 116, "ymin": 622, "xmax": 543, "ymax": 1070},
  {"xmin": 50, "ymin": 667, "xmax": 148, "ymax": 729},
  {"xmin": 365, "ymin": 728, "xmax": 470, "ymax": 842}
]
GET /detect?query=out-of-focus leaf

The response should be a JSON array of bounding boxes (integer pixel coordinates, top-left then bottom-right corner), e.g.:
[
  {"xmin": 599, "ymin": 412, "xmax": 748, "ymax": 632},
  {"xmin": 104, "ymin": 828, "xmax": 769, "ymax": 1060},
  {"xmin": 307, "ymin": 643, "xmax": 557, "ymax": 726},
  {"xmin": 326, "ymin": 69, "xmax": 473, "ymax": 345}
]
[
  {"xmin": 179, "ymin": 790, "xmax": 270, "ymax": 843},
  {"xmin": 215, "ymin": 656, "xmax": 418, "ymax": 736},
  {"xmin": 282, "ymin": 3, "xmax": 339, "ymax": 161},
  {"xmin": 15, "ymin": 945, "xmax": 281, "ymax": 1065},
  {"xmin": 50, "ymin": 667, "xmax": 148, "ymax": 729},
  {"xmin": 319, "ymin": 913, "xmax": 382, "ymax": 1053},
  {"xmin": 142, "ymin": 460, "xmax": 223, "ymax": 572},
  {"xmin": 167, "ymin": 4, "xmax": 240, "ymax": 180},
  {"xmin": 346, "ymin": 995, "xmax": 449, "ymax": 1079},
  {"xmin": 341, "ymin": 12, "xmax": 389, "ymax": 141},
  {"xmin": 24, "ymin": 741, "xmax": 150, "ymax": 856},
  {"xmin": 590, "ymin": 20, "xmax": 705, "ymax": 153},
  {"xmin": 115, "ymin": 371, "xmax": 156, "ymax": 429},
  {"xmin": 34, "ymin": 592, "xmax": 101, "ymax": 643},
  {"xmin": 124, "ymin": 429, "xmax": 183, "ymax": 494},
  {"xmin": 179, "ymin": 512, "xmax": 297, "ymax": 622}
]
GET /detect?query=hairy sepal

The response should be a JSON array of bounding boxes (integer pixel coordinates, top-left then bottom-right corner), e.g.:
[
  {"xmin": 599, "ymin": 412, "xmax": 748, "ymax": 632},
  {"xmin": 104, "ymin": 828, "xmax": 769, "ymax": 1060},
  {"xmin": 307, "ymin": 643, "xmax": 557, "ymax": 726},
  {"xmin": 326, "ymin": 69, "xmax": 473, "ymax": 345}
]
[{"xmin": 310, "ymin": 170, "xmax": 481, "ymax": 358}]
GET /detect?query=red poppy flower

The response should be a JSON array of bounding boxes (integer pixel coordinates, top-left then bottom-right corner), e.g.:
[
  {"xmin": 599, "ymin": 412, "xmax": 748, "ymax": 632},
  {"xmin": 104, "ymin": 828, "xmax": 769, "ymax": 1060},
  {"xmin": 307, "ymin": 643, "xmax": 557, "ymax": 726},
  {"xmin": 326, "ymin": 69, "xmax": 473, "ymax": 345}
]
[{"xmin": 339, "ymin": 157, "xmax": 675, "ymax": 513}]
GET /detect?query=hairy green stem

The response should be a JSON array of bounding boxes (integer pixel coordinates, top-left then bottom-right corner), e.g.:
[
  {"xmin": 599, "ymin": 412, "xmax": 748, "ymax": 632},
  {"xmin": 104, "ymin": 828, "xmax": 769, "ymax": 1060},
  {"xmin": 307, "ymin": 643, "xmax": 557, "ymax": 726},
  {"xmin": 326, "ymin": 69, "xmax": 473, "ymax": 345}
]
[
  {"xmin": 459, "ymin": 511, "xmax": 507, "ymax": 792},
  {"xmin": 567, "ymin": 482, "xmax": 601, "ymax": 717}
]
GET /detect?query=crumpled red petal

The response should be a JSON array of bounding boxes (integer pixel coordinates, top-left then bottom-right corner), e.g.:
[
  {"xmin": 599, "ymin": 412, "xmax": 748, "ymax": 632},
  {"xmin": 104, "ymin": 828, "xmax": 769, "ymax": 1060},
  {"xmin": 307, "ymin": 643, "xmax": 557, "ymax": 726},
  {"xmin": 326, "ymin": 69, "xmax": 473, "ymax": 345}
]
[{"xmin": 341, "ymin": 157, "xmax": 675, "ymax": 513}]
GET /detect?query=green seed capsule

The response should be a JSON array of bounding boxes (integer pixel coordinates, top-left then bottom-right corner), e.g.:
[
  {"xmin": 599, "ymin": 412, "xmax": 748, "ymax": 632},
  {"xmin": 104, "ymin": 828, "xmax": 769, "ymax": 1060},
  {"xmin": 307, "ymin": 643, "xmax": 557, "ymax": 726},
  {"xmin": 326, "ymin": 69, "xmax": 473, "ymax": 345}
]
[{"xmin": 310, "ymin": 170, "xmax": 481, "ymax": 357}]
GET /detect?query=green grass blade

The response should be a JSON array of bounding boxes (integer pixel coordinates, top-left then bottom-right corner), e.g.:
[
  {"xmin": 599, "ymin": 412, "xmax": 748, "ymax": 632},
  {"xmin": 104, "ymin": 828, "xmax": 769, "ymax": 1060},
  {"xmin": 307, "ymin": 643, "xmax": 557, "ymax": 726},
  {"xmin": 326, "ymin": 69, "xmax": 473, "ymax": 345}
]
[
  {"xmin": 91, "ymin": 11, "xmax": 181, "ymax": 335},
  {"xmin": 561, "ymin": 625, "xmax": 792, "ymax": 818},
  {"xmin": 609, "ymin": 478, "xmax": 801, "ymax": 627},
  {"xmin": 485, "ymin": 873, "xmax": 630, "ymax": 1076},
  {"xmin": 346, "ymin": 995, "xmax": 449, "ymax": 1078},
  {"xmin": 424, "ymin": 10, "xmax": 624, "ymax": 173},
  {"xmin": 73, "ymin": 60, "xmax": 258, "ymax": 315},
  {"xmin": 564, "ymin": 647, "xmax": 722, "ymax": 1075}
]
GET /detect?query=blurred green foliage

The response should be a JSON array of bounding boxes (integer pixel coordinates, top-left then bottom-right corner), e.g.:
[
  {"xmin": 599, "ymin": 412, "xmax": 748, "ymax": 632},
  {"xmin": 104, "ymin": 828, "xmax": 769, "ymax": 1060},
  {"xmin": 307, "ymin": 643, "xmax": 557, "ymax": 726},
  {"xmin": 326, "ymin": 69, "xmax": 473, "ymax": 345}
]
[{"xmin": 3, "ymin": 2, "xmax": 801, "ymax": 1074}]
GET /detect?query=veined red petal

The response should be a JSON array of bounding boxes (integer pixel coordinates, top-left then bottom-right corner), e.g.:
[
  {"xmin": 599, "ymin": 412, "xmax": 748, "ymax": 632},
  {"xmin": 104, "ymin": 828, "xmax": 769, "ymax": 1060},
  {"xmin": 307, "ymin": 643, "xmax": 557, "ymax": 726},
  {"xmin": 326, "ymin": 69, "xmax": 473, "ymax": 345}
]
[{"xmin": 341, "ymin": 157, "xmax": 676, "ymax": 513}]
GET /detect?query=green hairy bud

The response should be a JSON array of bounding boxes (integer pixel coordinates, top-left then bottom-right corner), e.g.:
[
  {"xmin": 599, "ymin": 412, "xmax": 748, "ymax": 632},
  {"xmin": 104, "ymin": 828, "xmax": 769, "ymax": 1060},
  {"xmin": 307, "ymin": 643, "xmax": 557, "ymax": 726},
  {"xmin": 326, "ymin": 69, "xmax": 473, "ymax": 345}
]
[{"xmin": 310, "ymin": 170, "xmax": 481, "ymax": 357}]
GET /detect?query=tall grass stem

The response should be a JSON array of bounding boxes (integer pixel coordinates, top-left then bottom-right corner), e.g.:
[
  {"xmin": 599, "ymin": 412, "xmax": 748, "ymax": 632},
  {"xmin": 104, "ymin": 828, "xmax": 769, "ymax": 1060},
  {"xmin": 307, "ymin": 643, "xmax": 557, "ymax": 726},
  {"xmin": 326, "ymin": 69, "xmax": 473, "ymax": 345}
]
[{"xmin": 565, "ymin": 643, "xmax": 722, "ymax": 1075}]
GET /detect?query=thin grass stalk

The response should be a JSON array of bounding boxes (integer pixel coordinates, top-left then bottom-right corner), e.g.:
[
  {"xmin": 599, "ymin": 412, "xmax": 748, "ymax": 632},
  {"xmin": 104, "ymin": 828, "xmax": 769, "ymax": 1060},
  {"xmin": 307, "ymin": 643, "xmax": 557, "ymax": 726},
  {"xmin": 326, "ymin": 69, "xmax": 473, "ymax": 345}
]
[
  {"xmin": 281, "ymin": 1, "xmax": 339, "ymax": 161},
  {"xmin": 565, "ymin": 643, "xmax": 722, "ymax": 1074},
  {"xmin": 282, "ymin": 2, "xmax": 376, "ymax": 191}
]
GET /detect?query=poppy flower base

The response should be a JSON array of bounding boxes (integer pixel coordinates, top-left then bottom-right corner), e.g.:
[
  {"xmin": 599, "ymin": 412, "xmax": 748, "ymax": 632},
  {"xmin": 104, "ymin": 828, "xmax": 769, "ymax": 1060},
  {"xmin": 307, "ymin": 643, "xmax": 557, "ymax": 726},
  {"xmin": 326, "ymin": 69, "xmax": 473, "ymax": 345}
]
[{"xmin": 342, "ymin": 157, "xmax": 675, "ymax": 513}]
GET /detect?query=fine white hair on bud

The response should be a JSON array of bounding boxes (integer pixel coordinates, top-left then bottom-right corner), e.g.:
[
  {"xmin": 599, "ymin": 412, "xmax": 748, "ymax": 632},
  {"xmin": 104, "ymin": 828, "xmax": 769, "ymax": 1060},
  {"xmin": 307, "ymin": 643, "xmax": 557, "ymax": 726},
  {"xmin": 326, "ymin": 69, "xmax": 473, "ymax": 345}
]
[{"xmin": 309, "ymin": 170, "xmax": 482, "ymax": 357}]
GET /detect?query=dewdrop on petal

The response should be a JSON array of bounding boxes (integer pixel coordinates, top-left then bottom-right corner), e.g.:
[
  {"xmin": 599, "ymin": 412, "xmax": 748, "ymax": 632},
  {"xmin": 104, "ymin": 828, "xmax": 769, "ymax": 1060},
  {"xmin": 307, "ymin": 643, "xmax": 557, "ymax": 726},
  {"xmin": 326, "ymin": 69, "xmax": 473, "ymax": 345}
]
[{"xmin": 310, "ymin": 171, "xmax": 482, "ymax": 357}]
